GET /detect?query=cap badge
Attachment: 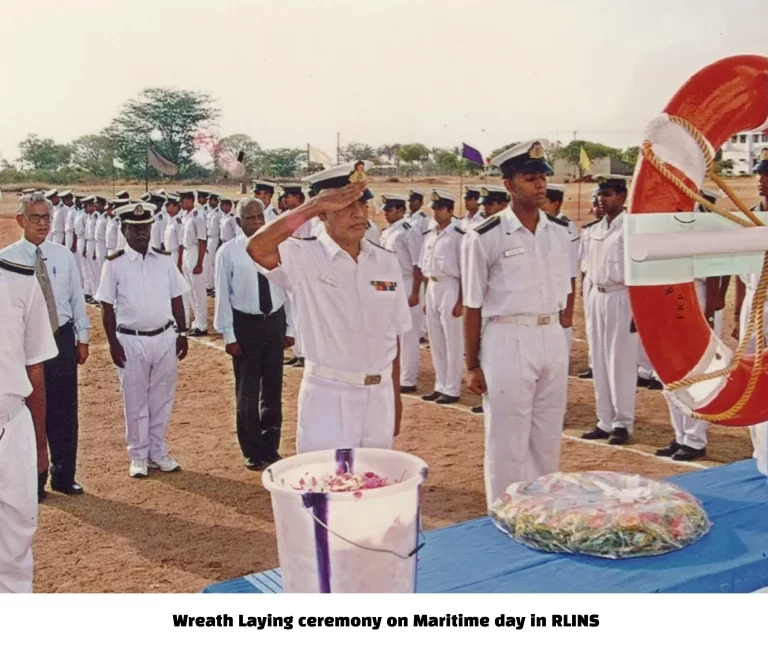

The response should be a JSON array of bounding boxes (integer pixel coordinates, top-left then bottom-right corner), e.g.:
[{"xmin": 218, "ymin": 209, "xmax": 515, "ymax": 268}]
[
  {"xmin": 349, "ymin": 161, "xmax": 368, "ymax": 184},
  {"xmin": 528, "ymin": 141, "xmax": 545, "ymax": 159},
  {"xmin": 135, "ymin": 205, "xmax": 144, "ymax": 216}
]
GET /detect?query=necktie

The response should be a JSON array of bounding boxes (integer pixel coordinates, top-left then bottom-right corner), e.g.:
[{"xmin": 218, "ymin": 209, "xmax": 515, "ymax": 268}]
[
  {"xmin": 35, "ymin": 247, "xmax": 59, "ymax": 335},
  {"xmin": 257, "ymin": 272, "xmax": 273, "ymax": 314}
]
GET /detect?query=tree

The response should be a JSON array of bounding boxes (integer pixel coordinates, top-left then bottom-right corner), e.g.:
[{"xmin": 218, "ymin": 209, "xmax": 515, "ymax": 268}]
[
  {"xmin": 376, "ymin": 144, "xmax": 401, "ymax": 165},
  {"xmin": 433, "ymin": 148, "xmax": 460, "ymax": 173},
  {"xmin": 340, "ymin": 142, "xmax": 376, "ymax": 163},
  {"xmin": 554, "ymin": 140, "xmax": 622, "ymax": 168},
  {"xmin": 107, "ymin": 87, "xmax": 219, "ymax": 177},
  {"xmin": 18, "ymin": 134, "xmax": 72, "ymax": 170},
  {"xmin": 490, "ymin": 142, "xmax": 519, "ymax": 160},
  {"xmin": 621, "ymin": 146, "xmax": 641, "ymax": 169},
  {"xmin": 262, "ymin": 148, "xmax": 303, "ymax": 177},
  {"xmin": 217, "ymin": 133, "xmax": 263, "ymax": 175},
  {"xmin": 398, "ymin": 143, "xmax": 430, "ymax": 166},
  {"xmin": 71, "ymin": 133, "xmax": 116, "ymax": 178}
]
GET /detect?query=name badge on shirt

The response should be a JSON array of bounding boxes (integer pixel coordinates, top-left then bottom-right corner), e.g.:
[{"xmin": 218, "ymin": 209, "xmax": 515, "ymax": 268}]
[
  {"xmin": 504, "ymin": 247, "xmax": 525, "ymax": 258},
  {"xmin": 318, "ymin": 274, "xmax": 342, "ymax": 288},
  {"xmin": 371, "ymin": 280, "xmax": 397, "ymax": 292}
]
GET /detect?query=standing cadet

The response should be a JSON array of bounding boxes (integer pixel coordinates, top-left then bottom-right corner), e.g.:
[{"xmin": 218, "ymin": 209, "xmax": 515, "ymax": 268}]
[
  {"xmin": 214, "ymin": 198, "xmax": 295, "ymax": 469},
  {"xmin": 577, "ymin": 191, "xmax": 603, "ymax": 380},
  {"xmin": 205, "ymin": 192, "xmax": 223, "ymax": 296},
  {"xmin": 463, "ymin": 140, "xmax": 573, "ymax": 507},
  {"xmin": 196, "ymin": 189, "xmax": 210, "ymax": 221},
  {"xmin": 246, "ymin": 162, "xmax": 412, "ymax": 452},
  {"xmin": 253, "ymin": 180, "xmax": 279, "ymax": 222},
  {"xmin": 0, "ymin": 251, "xmax": 58, "ymax": 592},
  {"xmin": 61, "ymin": 191, "xmax": 76, "ymax": 256},
  {"xmin": 463, "ymin": 186, "xmax": 484, "ymax": 227},
  {"xmin": 106, "ymin": 202, "xmax": 122, "ymax": 256},
  {"xmin": 1, "ymin": 193, "xmax": 91, "ymax": 498},
  {"xmin": 219, "ymin": 197, "xmax": 237, "ymax": 243},
  {"xmin": 181, "ymin": 191, "xmax": 209, "ymax": 336},
  {"xmin": 148, "ymin": 193, "xmax": 169, "ymax": 252},
  {"xmin": 94, "ymin": 198, "xmax": 110, "ymax": 283},
  {"xmin": 47, "ymin": 190, "xmax": 67, "ymax": 244},
  {"xmin": 407, "ymin": 188, "xmax": 432, "ymax": 342},
  {"xmin": 542, "ymin": 184, "xmax": 579, "ymax": 357},
  {"xmin": 82, "ymin": 196, "xmax": 98, "ymax": 301},
  {"xmin": 95, "ymin": 202, "xmax": 190, "ymax": 478},
  {"xmin": 420, "ymin": 190, "xmax": 465, "ymax": 404},
  {"xmin": 379, "ymin": 193, "xmax": 424, "ymax": 393},
  {"xmin": 581, "ymin": 175, "xmax": 638, "ymax": 446}
]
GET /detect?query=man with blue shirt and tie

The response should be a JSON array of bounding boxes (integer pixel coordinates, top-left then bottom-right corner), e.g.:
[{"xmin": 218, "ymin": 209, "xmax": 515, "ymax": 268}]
[
  {"xmin": 1, "ymin": 192, "xmax": 91, "ymax": 499},
  {"xmin": 214, "ymin": 197, "xmax": 295, "ymax": 470}
]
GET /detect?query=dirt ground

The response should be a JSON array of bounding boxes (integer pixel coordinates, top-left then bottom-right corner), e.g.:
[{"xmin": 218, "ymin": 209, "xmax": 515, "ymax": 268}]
[{"xmin": 0, "ymin": 176, "xmax": 758, "ymax": 592}]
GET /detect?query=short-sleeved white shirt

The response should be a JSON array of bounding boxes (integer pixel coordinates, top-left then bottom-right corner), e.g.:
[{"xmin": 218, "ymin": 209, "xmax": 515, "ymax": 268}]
[
  {"xmin": 419, "ymin": 221, "xmax": 464, "ymax": 280},
  {"xmin": 585, "ymin": 211, "xmax": 627, "ymax": 287},
  {"xmin": 379, "ymin": 218, "xmax": 421, "ymax": 280},
  {"xmin": 182, "ymin": 209, "xmax": 207, "ymax": 249}
]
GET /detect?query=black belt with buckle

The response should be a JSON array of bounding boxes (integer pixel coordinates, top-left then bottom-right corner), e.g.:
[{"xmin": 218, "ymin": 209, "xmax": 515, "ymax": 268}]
[
  {"xmin": 233, "ymin": 307, "xmax": 284, "ymax": 321},
  {"xmin": 117, "ymin": 321, "xmax": 174, "ymax": 337}
]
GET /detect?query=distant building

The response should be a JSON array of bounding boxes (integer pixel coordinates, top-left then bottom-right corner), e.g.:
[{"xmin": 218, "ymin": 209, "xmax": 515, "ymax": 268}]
[
  {"xmin": 552, "ymin": 156, "xmax": 633, "ymax": 180},
  {"xmin": 721, "ymin": 130, "xmax": 768, "ymax": 175}
]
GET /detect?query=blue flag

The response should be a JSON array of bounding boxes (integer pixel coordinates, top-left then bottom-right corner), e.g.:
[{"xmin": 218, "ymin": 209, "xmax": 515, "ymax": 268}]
[{"xmin": 462, "ymin": 143, "xmax": 484, "ymax": 166}]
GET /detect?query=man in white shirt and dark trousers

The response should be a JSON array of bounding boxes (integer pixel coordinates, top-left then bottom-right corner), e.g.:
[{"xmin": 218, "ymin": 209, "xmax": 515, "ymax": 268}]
[
  {"xmin": 215, "ymin": 198, "xmax": 296, "ymax": 470},
  {"xmin": 96, "ymin": 202, "xmax": 190, "ymax": 478},
  {"xmin": 463, "ymin": 140, "xmax": 574, "ymax": 508},
  {"xmin": 0, "ymin": 253, "xmax": 58, "ymax": 592},
  {"xmin": 1, "ymin": 193, "xmax": 91, "ymax": 499}
]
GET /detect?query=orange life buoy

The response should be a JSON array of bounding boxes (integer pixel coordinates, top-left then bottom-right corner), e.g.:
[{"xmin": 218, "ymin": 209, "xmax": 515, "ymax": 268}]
[{"xmin": 628, "ymin": 55, "xmax": 768, "ymax": 427}]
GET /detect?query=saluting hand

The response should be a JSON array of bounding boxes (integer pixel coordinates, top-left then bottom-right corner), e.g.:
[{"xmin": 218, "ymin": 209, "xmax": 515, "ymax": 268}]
[
  {"xmin": 312, "ymin": 184, "xmax": 367, "ymax": 213},
  {"xmin": 110, "ymin": 342, "xmax": 127, "ymax": 368},
  {"xmin": 466, "ymin": 367, "xmax": 487, "ymax": 396}
]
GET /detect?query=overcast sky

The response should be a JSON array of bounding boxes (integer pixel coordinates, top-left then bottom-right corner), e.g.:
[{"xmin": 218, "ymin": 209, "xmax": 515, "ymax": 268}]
[{"xmin": 1, "ymin": 0, "xmax": 766, "ymax": 163}]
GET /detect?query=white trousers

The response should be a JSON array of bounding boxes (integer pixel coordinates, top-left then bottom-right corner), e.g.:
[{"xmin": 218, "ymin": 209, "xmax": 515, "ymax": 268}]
[
  {"xmin": 203, "ymin": 237, "xmax": 220, "ymax": 290},
  {"xmin": 481, "ymin": 320, "xmax": 568, "ymax": 509},
  {"xmin": 666, "ymin": 281, "xmax": 718, "ymax": 450},
  {"xmin": 296, "ymin": 373, "xmax": 395, "ymax": 453},
  {"xmin": 425, "ymin": 278, "xmax": 464, "ymax": 397},
  {"xmin": 51, "ymin": 231, "xmax": 65, "ymax": 246},
  {"xmin": 637, "ymin": 340, "xmax": 656, "ymax": 380},
  {"xmin": 72, "ymin": 239, "xmax": 84, "ymax": 284},
  {"xmin": 739, "ymin": 286, "xmax": 768, "ymax": 472},
  {"xmin": 183, "ymin": 246, "xmax": 208, "ymax": 332},
  {"xmin": 582, "ymin": 277, "xmax": 594, "ymax": 369},
  {"xmin": 586, "ymin": 288, "xmax": 639, "ymax": 432},
  {"xmin": 0, "ymin": 406, "xmax": 37, "ymax": 593},
  {"xmin": 83, "ymin": 241, "xmax": 97, "ymax": 295},
  {"xmin": 400, "ymin": 276, "xmax": 422, "ymax": 387},
  {"xmin": 116, "ymin": 328, "xmax": 178, "ymax": 461},
  {"xmin": 94, "ymin": 242, "xmax": 107, "ymax": 287},
  {"xmin": 420, "ymin": 283, "xmax": 428, "ymax": 339},
  {"xmin": 563, "ymin": 326, "xmax": 573, "ymax": 359},
  {"xmin": 64, "ymin": 231, "xmax": 74, "ymax": 250}
]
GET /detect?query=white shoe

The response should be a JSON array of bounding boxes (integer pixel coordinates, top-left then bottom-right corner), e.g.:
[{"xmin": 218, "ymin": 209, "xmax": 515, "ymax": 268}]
[
  {"xmin": 148, "ymin": 455, "xmax": 181, "ymax": 472},
  {"xmin": 129, "ymin": 459, "xmax": 148, "ymax": 478}
]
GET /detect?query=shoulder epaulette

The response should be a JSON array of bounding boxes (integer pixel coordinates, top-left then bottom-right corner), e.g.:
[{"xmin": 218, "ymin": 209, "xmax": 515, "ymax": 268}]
[
  {"xmin": 402, "ymin": 221, "xmax": 411, "ymax": 230},
  {"xmin": 475, "ymin": 215, "xmax": 501, "ymax": 235},
  {"xmin": 454, "ymin": 225, "xmax": 465, "ymax": 235},
  {"xmin": 547, "ymin": 214, "xmax": 569, "ymax": 228},
  {"xmin": 153, "ymin": 247, "xmax": 171, "ymax": 256},
  {"xmin": 291, "ymin": 236, "xmax": 317, "ymax": 241},
  {"xmin": 560, "ymin": 215, "xmax": 571, "ymax": 222},
  {"xmin": 370, "ymin": 240, "xmax": 394, "ymax": 253},
  {"xmin": 582, "ymin": 219, "xmax": 602, "ymax": 230},
  {"xmin": 422, "ymin": 229, "xmax": 431, "ymax": 236},
  {"xmin": 107, "ymin": 250, "xmax": 125, "ymax": 261},
  {"xmin": 0, "ymin": 259, "xmax": 34, "ymax": 276}
]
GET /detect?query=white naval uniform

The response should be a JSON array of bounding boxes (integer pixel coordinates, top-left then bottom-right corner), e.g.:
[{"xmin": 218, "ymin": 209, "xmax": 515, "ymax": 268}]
[
  {"xmin": 264, "ymin": 203, "xmax": 279, "ymax": 224},
  {"xmin": 63, "ymin": 206, "xmax": 76, "ymax": 250},
  {"xmin": 579, "ymin": 219, "xmax": 601, "ymax": 370},
  {"xmin": 380, "ymin": 218, "xmax": 423, "ymax": 388},
  {"xmin": 150, "ymin": 209, "xmax": 168, "ymax": 252},
  {"xmin": 219, "ymin": 212, "xmax": 237, "ymax": 243},
  {"xmin": 95, "ymin": 246, "xmax": 190, "ymax": 462},
  {"xmin": 464, "ymin": 210, "xmax": 486, "ymax": 229},
  {"xmin": 83, "ymin": 212, "xmax": 98, "ymax": 296},
  {"xmin": 559, "ymin": 214, "xmax": 581, "ymax": 357},
  {"xmin": 74, "ymin": 209, "xmax": 87, "ymax": 288},
  {"xmin": 204, "ymin": 207, "xmax": 222, "ymax": 290},
  {"xmin": 738, "ymin": 269, "xmax": 768, "ymax": 476},
  {"xmin": 164, "ymin": 214, "xmax": 188, "ymax": 326},
  {"xmin": 182, "ymin": 208, "xmax": 209, "ymax": 332},
  {"xmin": 106, "ymin": 216, "xmax": 121, "ymax": 256},
  {"xmin": 463, "ymin": 209, "xmax": 573, "ymax": 507},
  {"xmin": 420, "ymin": 220, "xmax": 465, "ymax": 398},
  {"xmin": 585, "ymin": 211, "xmax": 639, "ymax": 434},
  {"xmin": 50, "ymin": 203, "xmax": 67, "ymax": 245},
  {"xmin": 364, "ymin": 219, "xmax": 380, "ymax": 244},
  {"xmin": 408, "ymin": 209, "xmax": 432, "ymax": 338},
  {"xmin": 0, "ymin": 261, "xmax": 58, "ymax": 592},
  {"xmin": 256, "ymin": 230, "xmax": 412, "ymax": 453},
  {"xmin": 95, "ymin": 213, "xmax": 109, "ymax": 281},
  {"xmin": 665, "ymin": 279, "xmax": 719, "ymax": 451}
]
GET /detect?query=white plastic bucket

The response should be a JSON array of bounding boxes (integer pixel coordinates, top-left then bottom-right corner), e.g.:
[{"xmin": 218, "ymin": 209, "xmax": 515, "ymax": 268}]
[{"xmin": 262, "ymin": 448, "xmax": 428, "ymax": 593}]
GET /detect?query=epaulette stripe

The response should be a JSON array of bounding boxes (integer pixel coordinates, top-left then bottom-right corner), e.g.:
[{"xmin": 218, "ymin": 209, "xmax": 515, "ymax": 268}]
[
  {"xmin": 370, "ymin": 241, "xmax": 394, "ymax": 253},
  {"xmin": 454, "ymin": 226, "xmax": 465, "ymax": 235},
  {"xmin": 476, "ymin": 215, "xmax": 501, "ymax": 234},
  {"xmin": 153, "ymin": 247, "xmax": 171, "ymax": 256},
  {"xmin": 292, "ymin": 236, "xmax": 317, "ymax": 241},
  {"xmin": 582, "ymin": 219, "xmax": 602, "ymax": 229},
  {"xmin": 547, "ymin": 214, "xmax": 568, "ymax": 228},
  {"xmin": 106, "ymin": 250, "xmax": 125, "ymax": 261},
  {"xmin": 0, "ymin": 259, "xmax": 35, "ymax": 276},
  {"xmin": 403, "ymin": 222, "xmax": 411, "ymax": 229}
]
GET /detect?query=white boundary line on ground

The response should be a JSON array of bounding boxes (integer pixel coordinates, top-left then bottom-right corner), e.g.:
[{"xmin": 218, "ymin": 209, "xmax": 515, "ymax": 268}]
[{"xmin": 185, "ymin": 334, "xmax": 708, "ymax": 472}]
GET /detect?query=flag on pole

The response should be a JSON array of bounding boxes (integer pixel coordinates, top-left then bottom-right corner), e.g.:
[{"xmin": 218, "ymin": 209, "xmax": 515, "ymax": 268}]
[
  {"xmin": 461, "ymin": 143, "xmax": 484, "ymax": 166},
  {"xmin": 579, "ymin": 146, "xmax": 591, "ymax": 173},
  {"xmin": 308, "ymin": 144, "xmax": 334, "ymax": 170},
  {"xmin": 147, "ymin": 146, "xmax": 178, "ymax": 176}
]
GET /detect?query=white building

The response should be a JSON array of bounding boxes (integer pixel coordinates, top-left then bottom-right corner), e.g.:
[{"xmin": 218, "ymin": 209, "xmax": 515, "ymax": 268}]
[{"xmin": 721, "ymin": 130, "xmax": 768, "ymax": 175}]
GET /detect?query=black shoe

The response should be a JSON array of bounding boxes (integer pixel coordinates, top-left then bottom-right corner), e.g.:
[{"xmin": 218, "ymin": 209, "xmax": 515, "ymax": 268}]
[
  {"xmin": 284, "ymin": 356, "xmax": 299, "ymax": 366},
  {"xmin": 578, "ymin": 368, "xmax": 593, "ymax": 380},
  {"xmin": 244, "ymin": 458, "xmax": 268, "ymax": 472},
  {"xmin": 293, "ymin": 357, "xmax": 305, "ymax": 368},
  {"xmin": 206, "ymin": 289, "xmax": 215, "ymax": 297},
  {"xmin": 419, "ymin": 337, "xmax": 428, "ymax": 344},
  {"xmin": 471, "ymin": 405, "xmax": 484, "ymax": 414},
  {"xmin": 608, "ymin": 427, "xmax": 630, "ymax": 445},
  {"xmin": 637, "ymin": 376, "xmax": 652, "ymax": 388},
  {"xmin": 189, "ymin": 328, "xmax": 209, "ymax": 337},
  {"xmin": 673, "ymin": 445, "xmax": 706, "ymax": 461},
  {"xmin": 655, "ymin": 441, "xmax": 681, "ymax": 457},
  {"xmin": 51, "ymin": 482, "xmax": 84, "ymax": 495},
  {"xmin": 264, "ymin": 453, "xmax": 283, "ymax": 464},
  {"xmin": 647, "ymin": 378, "xmax": 664, "ymax": 390},
  {"xmin": 400, "ymin": 386, "xmax": 417, "ymax": 394},
  {"xmin": 436, "ymin": 395, "xmax": 459, "ymax": 405},
  {"xmin": 581, "ymin": 427, "xmax": 610, "ymax": 440},
  {"xmin": 421, "ymin": 391, "xmax": 443, "ymax": 402}
]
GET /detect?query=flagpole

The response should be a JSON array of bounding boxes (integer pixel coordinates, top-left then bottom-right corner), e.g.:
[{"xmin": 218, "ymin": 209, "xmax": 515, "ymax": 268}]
[
  {"xmin": 144, "ymin": 142, "xmax": 149, "ymax": 193},
  {"xmin": 577, "ymin": 163, "xmax": 582, "ymax": 222},
  {"xmin": 459, "ymin": 163, "xmax": 464, "ymax": 219},
  {"xmin": 307, "ymin": 143, "xmax": 311, "ymax": 176}
]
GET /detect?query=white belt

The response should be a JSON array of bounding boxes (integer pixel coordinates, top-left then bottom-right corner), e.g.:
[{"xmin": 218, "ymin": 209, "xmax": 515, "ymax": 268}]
[
  {"xmin": 304, "ymin": 361, "xmax": 392, "ymax": 386},
  {"xmin": 489, "ymin": 313, "xmax": 559, "ymax": 326},
  {"xmin": 595, "ymin": 284, "xmax": 626, "ymax": 293},
  {"xmin": 0, "ymin": 397, "xmax": 25, "ymax": 427}
]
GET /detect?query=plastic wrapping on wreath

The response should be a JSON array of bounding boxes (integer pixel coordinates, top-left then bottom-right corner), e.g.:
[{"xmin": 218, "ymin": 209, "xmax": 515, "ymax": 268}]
[{"xmin": 489, "ymin": 472, "xmax": 712, "ymax": 559}]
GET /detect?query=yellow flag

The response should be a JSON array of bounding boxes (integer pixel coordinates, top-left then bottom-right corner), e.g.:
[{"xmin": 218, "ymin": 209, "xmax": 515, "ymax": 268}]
[{"xmin": 579, "ymin": 146, "xmax": 591, "ymax": 172}]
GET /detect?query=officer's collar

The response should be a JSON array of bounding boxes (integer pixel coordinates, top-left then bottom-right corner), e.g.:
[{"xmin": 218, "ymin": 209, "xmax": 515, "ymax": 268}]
[
  {"xmin": 501, "ymin": 206, "xmax": 550, "ymax": 233},
  {"xmin": 318, "ymin": 228, "xmax": 374, "ymax": 262},
  {"xmin": 124, "ymin": 244, "xmax": 159, "ymax": 262},
  {"xmin": 601, "ymin": 210, "xmax": 626, "ymax": 230}
]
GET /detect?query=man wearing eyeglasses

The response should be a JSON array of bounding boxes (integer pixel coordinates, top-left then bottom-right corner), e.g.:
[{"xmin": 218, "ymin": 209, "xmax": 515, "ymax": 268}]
[{"xmin": 1, "ymin": 193, "xmax": 91, "ymax": 500}]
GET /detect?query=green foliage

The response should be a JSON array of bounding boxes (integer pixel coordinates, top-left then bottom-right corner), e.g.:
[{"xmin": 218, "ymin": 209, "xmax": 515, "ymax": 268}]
[
  {"xmin": 620, "ymin": 146, "xmax": 640, "ymax": 169},
  {"xmin": 398, "ymin": 143, "xmax": 430, "ymax": 165},
  {"xmin": 262, "ymin": 148, "xmax": 303, "ymax": 177},
  {"xmin": 217, "ymin": 133, "xmax": 263, "ymax": 176},
  {"xmin": 18, "ymin": 134, "xmax": 73, "ymax": 170},
  {"xmin": 70, "ymin": 133, "xmax": 116, "ymax": 178},
  {"xmin": 340, "ymin": 142, "xmax": 376, "ymax": 163},
  {"xmin": 554, "ymin": 140, "xmax": 622, "ymax": 166},
  {"xmin": 489, "ymin": 142, "xmax": 519, "ymax": 159}
]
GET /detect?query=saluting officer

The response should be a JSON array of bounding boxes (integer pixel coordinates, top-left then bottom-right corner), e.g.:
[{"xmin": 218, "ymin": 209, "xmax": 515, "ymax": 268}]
[
  {"xmin": 581, "ymin": 175, "xmax": 637, "ymax": 446},
  {"xmin": 246, "ymin": 161, "xmax": 412, "ymax": 452},
  {"xmin": 420, "ymin": 190, "xmax": 465, "ymax": 404},
  {"xmin": 379, "ymin": 193, "xmax": 424, "ymax": 392},
  {"xmin": 95, "ymin": 202, "xmax": 190, "ymax": 478},
  {"xmin": 463, "ymin": 140, "xmax": 574, "ymax": 507}
]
